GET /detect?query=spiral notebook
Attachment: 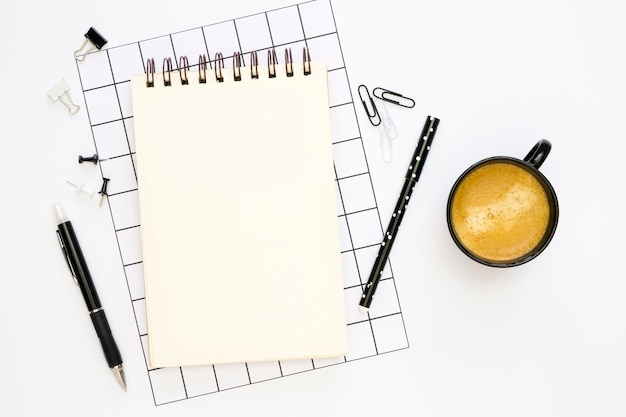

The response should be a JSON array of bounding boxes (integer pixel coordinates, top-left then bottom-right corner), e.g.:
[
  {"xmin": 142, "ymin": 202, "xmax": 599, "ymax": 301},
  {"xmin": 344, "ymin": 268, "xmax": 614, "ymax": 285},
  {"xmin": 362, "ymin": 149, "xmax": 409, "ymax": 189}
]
[{"xmin": 130, "ymin": 49, "xmax": 348, "ymax": 368}]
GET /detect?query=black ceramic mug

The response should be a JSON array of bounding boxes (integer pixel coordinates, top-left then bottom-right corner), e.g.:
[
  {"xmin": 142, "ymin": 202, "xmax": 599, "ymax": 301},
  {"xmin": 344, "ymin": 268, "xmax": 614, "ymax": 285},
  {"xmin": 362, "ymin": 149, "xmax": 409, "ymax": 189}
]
[{"xmin": 446, "ymin": 139, "xmax": 558, "ymax": 267}]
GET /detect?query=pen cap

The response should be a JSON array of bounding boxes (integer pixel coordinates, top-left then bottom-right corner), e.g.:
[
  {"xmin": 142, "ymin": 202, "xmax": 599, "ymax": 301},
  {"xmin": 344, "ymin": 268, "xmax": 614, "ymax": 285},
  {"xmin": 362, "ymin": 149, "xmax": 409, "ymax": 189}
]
[{"xmin": 54, "ymin": 203, "xmax": 68, "ymax": 223}]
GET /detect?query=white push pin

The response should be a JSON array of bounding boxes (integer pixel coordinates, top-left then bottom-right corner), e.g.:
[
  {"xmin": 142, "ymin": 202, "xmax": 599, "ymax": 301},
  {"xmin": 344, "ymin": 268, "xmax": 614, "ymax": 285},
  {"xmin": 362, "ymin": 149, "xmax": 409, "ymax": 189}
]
[
  {"xmin": 48, "ymin": 80, "xmax": 80, "ymax": 115},
  {"xmin": 66, "ymin": 180, "xmax": 98, "ymax": 201},
  {"xmin": 67, "ymin": 178, "xmax": 110, "ymax": 207}
]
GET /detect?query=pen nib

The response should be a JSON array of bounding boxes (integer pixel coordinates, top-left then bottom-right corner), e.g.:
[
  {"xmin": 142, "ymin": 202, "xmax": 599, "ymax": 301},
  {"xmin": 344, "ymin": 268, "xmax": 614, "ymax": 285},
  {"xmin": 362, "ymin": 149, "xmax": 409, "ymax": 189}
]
[{"xmin": 112, "ymin": 365, "xmax": 127, "ymax": 392}]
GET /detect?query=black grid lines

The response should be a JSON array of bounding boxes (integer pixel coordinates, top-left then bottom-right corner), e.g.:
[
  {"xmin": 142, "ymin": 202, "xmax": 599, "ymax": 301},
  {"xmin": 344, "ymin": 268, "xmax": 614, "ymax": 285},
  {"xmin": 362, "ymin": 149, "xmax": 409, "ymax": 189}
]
[{"xmin": 75, "ymin": 0, "xmax": 408, "ymax": 406}]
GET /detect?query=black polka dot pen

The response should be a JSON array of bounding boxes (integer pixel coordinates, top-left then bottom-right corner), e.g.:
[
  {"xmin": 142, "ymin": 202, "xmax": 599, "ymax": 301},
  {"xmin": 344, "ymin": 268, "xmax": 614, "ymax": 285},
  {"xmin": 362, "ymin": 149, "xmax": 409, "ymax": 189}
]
[{"xmin": 359, "ymin": 116, "xmax": 440, "ymax": 312}]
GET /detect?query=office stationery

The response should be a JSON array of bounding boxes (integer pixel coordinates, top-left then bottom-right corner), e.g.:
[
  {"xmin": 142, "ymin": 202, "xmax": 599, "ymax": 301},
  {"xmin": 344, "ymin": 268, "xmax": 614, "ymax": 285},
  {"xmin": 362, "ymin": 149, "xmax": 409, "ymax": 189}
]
[
  {"xmin": 98, "ymin": 177, "xmax": 110, "ymax": 207},
  {"xmin": 66, "ymin": 180, "xmax": 98, "ymax": 200},
  {"xmin": 358, "ymin": 84, "xmax": 381, "ymax": 126},
  {"xmin": 78, "ymin": 153, "xmax": 99, "ymax": 164},
  {"xmin": 372, "ymin": 87, "xmax": 415, "ymax": 108},
  {"xmin": 76, "ymin": 0, "xmax": 408, "ymax": 405},
  {"xmin": 359, "ymin": 116, "xmax": 440, "ymax": 311},
  {"xmin": 54, "ymin": 203, "xmax": 126, "ymax": 391},
  {"xmin": 47, "ymin": 79, "xmax": 80, "ymax": 115},
  {"xmin": 74, "ymin": 27, "xmax": 108, "ymax": 61},
  {"xmin": 378, "ymin": 101, "xmax": 397, "ymax": 162},
  {"xmin": 130, "ymin": 49, "xmax": 348, "ymax": 367}
]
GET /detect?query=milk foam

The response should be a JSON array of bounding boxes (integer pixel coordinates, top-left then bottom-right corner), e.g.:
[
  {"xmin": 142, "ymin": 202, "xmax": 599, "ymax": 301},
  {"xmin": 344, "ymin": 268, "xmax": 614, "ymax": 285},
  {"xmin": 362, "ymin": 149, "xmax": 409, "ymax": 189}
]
[{"xmin": 463, "ymin": 183, "xmax": 540, "ymax": 235}]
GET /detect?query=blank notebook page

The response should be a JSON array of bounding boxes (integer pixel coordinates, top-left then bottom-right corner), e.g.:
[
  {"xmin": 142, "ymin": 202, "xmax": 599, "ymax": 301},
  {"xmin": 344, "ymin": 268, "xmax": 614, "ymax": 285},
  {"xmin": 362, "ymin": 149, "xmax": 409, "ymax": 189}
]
[{"xmin": 130, "ymin": 60, "xmax": 347, "ymax": 368}]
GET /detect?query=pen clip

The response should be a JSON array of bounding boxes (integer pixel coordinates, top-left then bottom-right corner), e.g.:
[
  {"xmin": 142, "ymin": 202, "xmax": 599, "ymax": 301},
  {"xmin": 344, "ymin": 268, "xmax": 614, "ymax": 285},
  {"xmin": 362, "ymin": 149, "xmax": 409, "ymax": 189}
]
[{"xmin": 56, "ymin": 230, "xmax": 78, "ymax": 285}]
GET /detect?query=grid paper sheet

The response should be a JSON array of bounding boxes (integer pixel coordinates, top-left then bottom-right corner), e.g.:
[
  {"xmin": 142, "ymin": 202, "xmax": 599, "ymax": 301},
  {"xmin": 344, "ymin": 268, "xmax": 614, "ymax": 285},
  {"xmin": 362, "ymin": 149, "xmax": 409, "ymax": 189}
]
[{"xmin": 76, "ymin": 0, "xmax": 408, "ymax": 406}]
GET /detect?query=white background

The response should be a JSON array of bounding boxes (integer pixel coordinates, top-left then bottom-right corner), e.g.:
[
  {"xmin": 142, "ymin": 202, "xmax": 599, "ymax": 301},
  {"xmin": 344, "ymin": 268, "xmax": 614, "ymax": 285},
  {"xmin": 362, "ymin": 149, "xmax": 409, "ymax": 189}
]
[{"xmin": 2, "ymin": 0, "xmax": 625, "ymax": 416}]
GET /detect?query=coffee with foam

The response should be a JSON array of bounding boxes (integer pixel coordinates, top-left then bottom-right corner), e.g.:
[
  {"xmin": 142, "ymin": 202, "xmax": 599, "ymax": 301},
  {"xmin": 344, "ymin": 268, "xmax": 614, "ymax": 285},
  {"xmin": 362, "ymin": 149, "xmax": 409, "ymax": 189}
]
[{"xmin": 449, "ymin": 161, "xmax": 550, "ymax": 262}]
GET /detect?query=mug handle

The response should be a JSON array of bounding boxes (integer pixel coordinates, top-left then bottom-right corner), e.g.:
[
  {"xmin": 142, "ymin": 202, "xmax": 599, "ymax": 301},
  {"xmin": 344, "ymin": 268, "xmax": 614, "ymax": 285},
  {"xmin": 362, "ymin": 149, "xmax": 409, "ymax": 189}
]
[{"xmin": 523, "ymin": 139, "xmax": 552, "ymax": 169}]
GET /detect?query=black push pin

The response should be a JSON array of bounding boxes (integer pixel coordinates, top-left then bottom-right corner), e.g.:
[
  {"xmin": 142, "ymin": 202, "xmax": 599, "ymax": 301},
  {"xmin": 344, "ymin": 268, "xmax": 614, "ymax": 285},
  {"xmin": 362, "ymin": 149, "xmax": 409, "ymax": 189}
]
[
  {"xmin": 98, "ymin": 177, "xmax": 110, "ymax": 207},
  {"xmin": 78, "ymin": 153, "xmax": 99, "ymax": 164}
]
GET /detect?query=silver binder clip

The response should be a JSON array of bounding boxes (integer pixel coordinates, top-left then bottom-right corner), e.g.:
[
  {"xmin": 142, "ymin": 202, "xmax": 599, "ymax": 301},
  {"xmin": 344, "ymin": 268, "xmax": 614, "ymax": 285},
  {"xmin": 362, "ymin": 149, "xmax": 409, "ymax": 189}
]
[
  {"xmin": 47, "ymin": 79, "xmax": 80, "ymax": 115},
  {"xmin": 74, "ymin": 27, "xmax": 108, "ymax": 61},
  {"xmin": 378, "ymin": 101, "xmax": 398, "ymax": 162}
]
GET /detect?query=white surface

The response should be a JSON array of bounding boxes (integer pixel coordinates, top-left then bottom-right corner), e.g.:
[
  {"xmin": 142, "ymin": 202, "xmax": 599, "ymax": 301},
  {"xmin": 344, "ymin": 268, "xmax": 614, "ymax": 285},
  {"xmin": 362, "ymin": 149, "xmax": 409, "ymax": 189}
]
[{"xmin": 2, "ymin": 0, "xmax": 626, "ymax": 416}]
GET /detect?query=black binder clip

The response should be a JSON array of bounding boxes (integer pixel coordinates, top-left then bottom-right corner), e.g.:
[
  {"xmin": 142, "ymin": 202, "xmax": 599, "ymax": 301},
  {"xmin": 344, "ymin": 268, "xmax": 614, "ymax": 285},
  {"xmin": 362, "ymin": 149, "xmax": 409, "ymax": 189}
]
[
  {"xmin": 372, "ymin": 87, "xmax": 415, "ymax": 108},
  {"xmin": 74, "ymin": 27, "xmax": 108, "ymax": 61},
  {"xmin": 358, "ymin": 85, "xmax": 381, "ymax": 126}
]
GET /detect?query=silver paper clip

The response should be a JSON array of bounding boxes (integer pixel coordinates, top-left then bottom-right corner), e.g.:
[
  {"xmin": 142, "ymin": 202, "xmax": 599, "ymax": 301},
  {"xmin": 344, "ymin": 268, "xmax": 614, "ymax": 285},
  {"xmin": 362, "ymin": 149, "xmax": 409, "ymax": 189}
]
[
  {"xmin": 372, "ymin": 87, "xmax": 415, "ymax": 108},
  {"xmin": 378, "ymin": 101, "xmax": 398, "ymax": 162},
  {"xmin": 74, "ymin": 27, "xmax": 108, "ymax": 61},
  {"xmin": 47, "ymin": 80, "xmax": 80, "ymax": 115},
  {"xmin": 358, "ymin": 85, "xmax": 381, "ymax": 126}
]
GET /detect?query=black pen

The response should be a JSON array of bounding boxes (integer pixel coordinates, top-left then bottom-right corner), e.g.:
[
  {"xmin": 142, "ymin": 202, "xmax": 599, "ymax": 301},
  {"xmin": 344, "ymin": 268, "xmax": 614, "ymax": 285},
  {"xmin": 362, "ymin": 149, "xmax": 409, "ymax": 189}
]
[
  {"xmin": 359, "ymin": 116, "xmax": 440, "ymax": 312},
  {"xmin": 54, "ymin": 203, "xmax": 126, "ymax": 391}
]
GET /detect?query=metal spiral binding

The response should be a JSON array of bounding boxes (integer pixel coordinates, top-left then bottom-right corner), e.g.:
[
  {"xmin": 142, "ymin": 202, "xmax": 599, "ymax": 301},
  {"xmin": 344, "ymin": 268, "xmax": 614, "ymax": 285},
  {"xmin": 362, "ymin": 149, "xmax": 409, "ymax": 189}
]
[
  {"xmin": 144, "ymin": 47, "xmax": 312, "ymax": 88},
  {"xmin": 162, "ymin": 58, "xmax": 172, "ymax": 86},
  {"xmin": 215, "ymin": 52, "xmax": 224, "ymax": 83},
  {"xmin": 233, "ymin": 52, "xmax": 242, "ymax": 82},
  {"xmin": 285, "ymin": 48, "xmax": 294, "ymax": 77},
  {"xmin": 267, "ymin": 49, "xmax": 278, "ymax": 78},
  {"xmin": 179, "ymin": 56, "xmax": 189, "ymax": 85},
  {"xmin": 250, "ymin": 51, "xmax": 259, "ymax": 79},
  {"xmin": 146, "ymin": 58, "xmax": 155, "ymax": 87},
  {"xmin": 198, "ymin": 54, "xmax": 207, "ymax": 83},
  {"xmin": 303, "ymin": 47, "xmax": 311, "ymax": 76}
]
